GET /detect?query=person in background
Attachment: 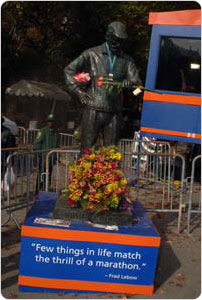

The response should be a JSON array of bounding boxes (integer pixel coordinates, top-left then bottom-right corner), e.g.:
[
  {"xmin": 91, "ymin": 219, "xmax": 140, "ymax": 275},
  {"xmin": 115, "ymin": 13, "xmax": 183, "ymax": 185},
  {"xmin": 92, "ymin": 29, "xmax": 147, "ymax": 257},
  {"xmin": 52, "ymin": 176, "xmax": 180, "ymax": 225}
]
[
  {"xmin": 1, "ymin": 117, "xmax": 16, "ymax": 177},
  {"xmin": 1, "ymin": 117, "xmax": 16, "ymax": 149},
  {"xmin": 33, "ymin": 114, "xmax": 60, "ymax": 193},
  {"xmin": 2, "ymin": 115, "xmax": 18, "ymax": 137}
]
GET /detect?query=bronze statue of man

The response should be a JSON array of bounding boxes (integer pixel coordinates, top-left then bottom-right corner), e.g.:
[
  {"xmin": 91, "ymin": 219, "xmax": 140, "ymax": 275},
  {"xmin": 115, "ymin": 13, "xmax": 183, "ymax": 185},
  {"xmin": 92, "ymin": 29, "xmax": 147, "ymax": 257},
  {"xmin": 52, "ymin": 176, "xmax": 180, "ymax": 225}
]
[{"xmin": 64, "ymin": 21, "xmax": 142, "ymax": 152}]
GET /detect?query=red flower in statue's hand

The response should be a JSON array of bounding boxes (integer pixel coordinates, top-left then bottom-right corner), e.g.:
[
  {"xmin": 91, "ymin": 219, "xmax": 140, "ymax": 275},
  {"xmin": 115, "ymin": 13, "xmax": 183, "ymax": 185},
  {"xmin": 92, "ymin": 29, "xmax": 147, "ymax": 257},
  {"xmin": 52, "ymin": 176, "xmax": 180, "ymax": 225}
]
[
  {"xmin": 97, "ymin": 76, "xmax": 104, "ymax": 87},
  {"xmin": 74, "ymin": 72, "xmax": 90, "ymax": 82}
]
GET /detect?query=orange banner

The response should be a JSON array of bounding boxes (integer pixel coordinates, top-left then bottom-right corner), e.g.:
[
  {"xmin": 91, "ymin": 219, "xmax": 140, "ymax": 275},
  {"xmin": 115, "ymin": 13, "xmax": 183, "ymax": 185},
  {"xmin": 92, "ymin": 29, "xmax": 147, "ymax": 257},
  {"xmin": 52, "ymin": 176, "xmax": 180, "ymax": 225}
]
[
  {"xmin": 18, "ymin": 275, "xmax": 154, "ymax": 294},
  {"xmin": 149, "ymin": 10, "xmax": 201, "ymax": 26},
  {"xmin": 21, "ymin": 225, "xmax": 161, "ymax": 247},
  {"xmin": 141, "ymin": 127, "xmax": 201, "ymax": 139},
  {"xmin": 143, "ymin": 91, "xmax": 201, "ymax": 106}
]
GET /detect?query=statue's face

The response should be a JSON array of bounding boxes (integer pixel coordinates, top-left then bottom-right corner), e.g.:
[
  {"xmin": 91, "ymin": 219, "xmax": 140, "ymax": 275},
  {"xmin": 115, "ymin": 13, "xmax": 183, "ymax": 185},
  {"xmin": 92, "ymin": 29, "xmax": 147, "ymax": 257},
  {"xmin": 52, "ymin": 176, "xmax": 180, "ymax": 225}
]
[
  {"xmin": 106, "ymin": 33, "xmax": 125, "ymax": 54},
  {"xmin": 47, "ymin": 121, "xmax": 55, "ymax": 128}
]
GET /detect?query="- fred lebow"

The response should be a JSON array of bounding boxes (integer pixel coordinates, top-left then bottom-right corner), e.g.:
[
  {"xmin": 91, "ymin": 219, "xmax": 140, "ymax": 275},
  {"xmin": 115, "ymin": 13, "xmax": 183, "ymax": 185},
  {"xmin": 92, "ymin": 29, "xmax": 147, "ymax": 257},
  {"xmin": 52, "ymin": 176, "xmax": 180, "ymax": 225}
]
[{"xmin": 106, "ymin": 273, "xmax": 138, "ymax": 280}]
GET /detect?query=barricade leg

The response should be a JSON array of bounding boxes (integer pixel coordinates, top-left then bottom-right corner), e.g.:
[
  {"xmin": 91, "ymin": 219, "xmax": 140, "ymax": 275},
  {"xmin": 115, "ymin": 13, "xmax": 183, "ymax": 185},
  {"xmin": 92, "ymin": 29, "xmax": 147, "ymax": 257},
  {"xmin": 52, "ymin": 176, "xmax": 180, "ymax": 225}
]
[{"xmin": 187, "ymin": 155, "xmax": 201, "ymax": 233}]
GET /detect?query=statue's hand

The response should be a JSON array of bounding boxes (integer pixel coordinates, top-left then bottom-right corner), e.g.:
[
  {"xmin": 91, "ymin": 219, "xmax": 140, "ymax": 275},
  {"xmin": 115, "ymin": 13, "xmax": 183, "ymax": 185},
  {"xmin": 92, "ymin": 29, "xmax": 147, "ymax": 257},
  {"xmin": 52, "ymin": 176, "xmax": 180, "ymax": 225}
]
[
  {"xmin": 75, "ymin": 89, "xmax": 91, "ymax": 105},
  {"xmin": 122, "ymin": 79, "xmax": 133, "ymax": 89}
]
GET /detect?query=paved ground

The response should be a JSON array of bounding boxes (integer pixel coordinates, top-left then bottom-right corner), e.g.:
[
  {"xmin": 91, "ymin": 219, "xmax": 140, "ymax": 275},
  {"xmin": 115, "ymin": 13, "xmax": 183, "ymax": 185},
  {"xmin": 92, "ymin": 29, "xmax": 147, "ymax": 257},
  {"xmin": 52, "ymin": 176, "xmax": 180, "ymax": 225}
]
[{"xmin": 1, "ymin": 207, "xmax": 201, "ymax": 299}]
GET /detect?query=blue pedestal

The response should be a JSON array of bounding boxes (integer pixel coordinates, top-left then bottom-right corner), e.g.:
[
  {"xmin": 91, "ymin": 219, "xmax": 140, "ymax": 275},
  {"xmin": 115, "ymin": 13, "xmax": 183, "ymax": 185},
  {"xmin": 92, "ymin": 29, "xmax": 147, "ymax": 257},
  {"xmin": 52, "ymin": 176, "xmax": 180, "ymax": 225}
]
[{"xmin": 18, "ymin": 192, "xmax": 161, "ymax": 295}]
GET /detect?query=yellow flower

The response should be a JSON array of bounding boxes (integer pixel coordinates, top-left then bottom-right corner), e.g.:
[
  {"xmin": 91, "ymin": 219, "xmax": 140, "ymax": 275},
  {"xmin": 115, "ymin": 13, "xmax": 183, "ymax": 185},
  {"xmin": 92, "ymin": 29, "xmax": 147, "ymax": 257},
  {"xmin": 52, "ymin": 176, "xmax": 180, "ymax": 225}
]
[
  {"xmin": 83, "ymin": 162, "xmax": 92, "ymax": 169},
  {"xmin": 87, "ymin": 203, "xmax": 95, "ymax": 210},
  {"xmin": 111, "ymin": 182, "xmax": 118, "ymax": 190},
  {"xmin": 112, "ymin": 195, "xmax": 119, "ymax": 203},
  {"xmin": 89, "ymin": 154, "xmax": 96, "ymax": 160},
  {"xmin": 75, "ymin": 190, "xmax": 82, "ymax": 196},
  {"xmin": 104, "ymin": 188, "xmax": 111, "ymax": 195},
  {"xmin": 117, "ymin": 170, "xmax": 124, "ymax": 176},
  {"xmin": 115, "ymin": 153, "xmax": 122, "ymax": 160},
  {"xmin": 111, "ymin": 194, "xmax": 119, "ymax": 208},
  {"xmin": 120, "ymin": 178, "xmax": 127, "ymax": 186},
  {"xmin": 96, "ymin": 192, "xmax": 103, "ymax": 200},
  {"xmin": 105, "ymin": 184, "xmax": 113, "ymax": 192}
]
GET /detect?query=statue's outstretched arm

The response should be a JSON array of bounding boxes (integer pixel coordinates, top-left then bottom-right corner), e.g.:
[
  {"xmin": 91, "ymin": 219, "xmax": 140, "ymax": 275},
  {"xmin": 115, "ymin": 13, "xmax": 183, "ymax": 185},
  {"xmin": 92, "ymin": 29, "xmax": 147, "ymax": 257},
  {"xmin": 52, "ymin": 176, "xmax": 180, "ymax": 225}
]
[{"xmin": 122, "ymin": 58, "xmax": 142, "ymax": 89}]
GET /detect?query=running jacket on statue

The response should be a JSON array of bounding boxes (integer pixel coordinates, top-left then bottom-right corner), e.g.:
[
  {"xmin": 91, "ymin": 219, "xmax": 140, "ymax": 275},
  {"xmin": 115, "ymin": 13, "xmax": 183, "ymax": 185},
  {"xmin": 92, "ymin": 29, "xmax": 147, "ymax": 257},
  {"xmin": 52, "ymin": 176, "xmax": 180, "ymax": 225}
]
[{"xmin": 64, "ymin": 43, "xmax": 141, "ymax": 113}]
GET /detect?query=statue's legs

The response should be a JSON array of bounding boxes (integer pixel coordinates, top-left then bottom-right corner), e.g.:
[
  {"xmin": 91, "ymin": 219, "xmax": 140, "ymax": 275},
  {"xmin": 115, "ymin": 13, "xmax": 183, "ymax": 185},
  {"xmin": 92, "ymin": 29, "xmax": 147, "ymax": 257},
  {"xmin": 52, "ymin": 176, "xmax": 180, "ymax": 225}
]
[
  {"xmin": 81, "ymin": 107, "xmax": 115, "ymax": 153},
  {"xmin": 103, "ymin": 113, "xmax": 122, "ymax": 146},
  {"xmin": 81, "ymin": 108, "xmax": 98, "ymax": 152}
]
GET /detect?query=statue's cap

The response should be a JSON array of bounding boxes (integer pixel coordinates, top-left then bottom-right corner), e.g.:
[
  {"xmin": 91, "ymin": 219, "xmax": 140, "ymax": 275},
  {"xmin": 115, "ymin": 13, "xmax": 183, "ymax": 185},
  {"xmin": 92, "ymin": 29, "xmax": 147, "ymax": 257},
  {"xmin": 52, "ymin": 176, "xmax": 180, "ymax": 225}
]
[{"xmin": 107, "ymin": 21, "xmax": 128, "ymax": 39}]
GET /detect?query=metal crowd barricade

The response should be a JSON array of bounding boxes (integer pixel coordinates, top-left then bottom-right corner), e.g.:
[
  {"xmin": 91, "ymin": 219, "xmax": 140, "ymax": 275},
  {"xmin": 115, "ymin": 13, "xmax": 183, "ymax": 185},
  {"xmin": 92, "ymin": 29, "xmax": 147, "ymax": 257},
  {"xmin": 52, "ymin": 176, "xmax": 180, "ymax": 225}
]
[
  {"xmin": 17, "ymin": 126, "xmax": 26, "ymax": 145},
  {"xmin": 1, "ymin": 146, "xmax": 28, "ymax": 184},
  {"xmin": 45, "ymin": 149, "xmax": 80, "ymax": 193},
  {"xmin": 59, "ymin": 133, "xmax": 74, "ymax": 147},
  {"xmin": 1, "ymin": 148, "xmax": 51, "ymax": 228},
  {"xmin": 2, "ymin": 137, "xmax": 188, "ymax": 233},
  {"xmin": 187, "ymin": 155, "xmax": 201, "ymax": 233},
  {"xmin": 119, "ymin": 139, "xmax": 185, "ymax": 232},
  {"xmin": 17, "ymin": 128, "xmax": 73, "ymax": 148},
  {"xmin": 119, "ymin": 138, "xmax": 171, "ymax": 179},
  {"xmin": 26, "ymin": 128, "xmax": 39, "ymax": 144}
]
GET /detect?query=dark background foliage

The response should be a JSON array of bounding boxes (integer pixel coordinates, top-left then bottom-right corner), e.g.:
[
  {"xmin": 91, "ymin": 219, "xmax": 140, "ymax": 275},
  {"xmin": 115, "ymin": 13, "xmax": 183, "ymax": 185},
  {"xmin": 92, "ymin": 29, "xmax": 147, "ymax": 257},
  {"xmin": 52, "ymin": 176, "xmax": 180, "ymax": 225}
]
[{"xmin": 2, "ymin": 1, "xmax": 200, "ymax": 91}]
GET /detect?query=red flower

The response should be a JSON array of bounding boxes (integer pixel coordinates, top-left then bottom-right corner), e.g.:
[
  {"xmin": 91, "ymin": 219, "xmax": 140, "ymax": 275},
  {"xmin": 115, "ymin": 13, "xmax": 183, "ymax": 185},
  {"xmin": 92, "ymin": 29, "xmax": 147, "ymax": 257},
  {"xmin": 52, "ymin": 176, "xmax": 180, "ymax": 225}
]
[
  {"xmin": 69, "ymin": 174, "xmax": 74, "ymax": 182},
  {"xmin": 84, "ymin": 148, "xmax": 92, "ymax": 155},
  {"xmin": 97, "ymin": 76, "xmax": 103, "ymax": 87},
  {"xmin": 97, "ymin": 155, "xmax": 104, "ymax": 162},
  {"xmin": 114, "ymin": 175, "xmax": 120, "ymax": 181},
  {"xmin": 92, "ymin": 168, "xmax": 98, "ymax": 174},
  {"xmin": 68, "ymin": 198, "xmax": 75, "ymax": 206},
  {"xmin": 74, "ymin": 72, "xmax": 90, "ymax": 82},
  {"xmin": 89, "ymin": 185, "xmax": 96, "ymax": 196},
  {"xmin": 111, "ymin": 162, "xmax": 117, "ymax": 169}
]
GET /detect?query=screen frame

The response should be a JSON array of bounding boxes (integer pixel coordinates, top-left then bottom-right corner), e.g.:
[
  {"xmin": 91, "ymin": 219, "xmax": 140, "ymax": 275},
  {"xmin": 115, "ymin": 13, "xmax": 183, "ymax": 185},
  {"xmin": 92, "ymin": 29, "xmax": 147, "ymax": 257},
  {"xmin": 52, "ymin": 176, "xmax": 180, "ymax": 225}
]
[{"xmin": 140, "ymin": 24, "xmax": 201, "ymax": 144}]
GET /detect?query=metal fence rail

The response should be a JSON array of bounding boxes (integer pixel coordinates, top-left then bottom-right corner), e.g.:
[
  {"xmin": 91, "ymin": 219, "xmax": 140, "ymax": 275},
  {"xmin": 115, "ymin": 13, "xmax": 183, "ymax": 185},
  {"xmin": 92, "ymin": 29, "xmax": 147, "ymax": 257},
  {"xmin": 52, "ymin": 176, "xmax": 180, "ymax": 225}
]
[
  {"xmin": 119, "ymin": 138, "xmax": 171, "ymax": 179},
  {"xmin": 2, "ymin": 138, "xmax": 192, "ymax": 233},
  {"xmin": 17, "ymin": 126, "xmax": 26, "ymax": 145},
  {"xmin": 1, "ymin": 147, "xmax": 28, "ymax": 181},
  {"xmin": 45, "ymin": 149, "xmax": 80, "ymax": 193},
  {"xmin": 1, "ymin": 149, "xmax": 56, "ymax": 228},
  {"xmin": 26, "ymin": 128, "xmax": 39, "ymax": 145},
  {"xmin": 17, "ymin": 127, "xmax": 74, "ymax": 147},
  {"xmin": 187, "ymin": 155, "xmax": 201, "ymax": 233},
  {"xmin": 59, "ymin": 133, "xmax": 74, "ymax": 147}
]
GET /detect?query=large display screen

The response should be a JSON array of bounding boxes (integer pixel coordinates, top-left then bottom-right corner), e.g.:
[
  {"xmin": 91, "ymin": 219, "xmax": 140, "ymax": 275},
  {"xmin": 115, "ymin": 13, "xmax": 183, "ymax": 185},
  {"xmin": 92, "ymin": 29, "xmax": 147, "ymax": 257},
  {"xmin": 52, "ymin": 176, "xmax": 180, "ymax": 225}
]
[{"xmin": 155, "ymin": 37, "xmax": 201, "ymax": 94}]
